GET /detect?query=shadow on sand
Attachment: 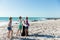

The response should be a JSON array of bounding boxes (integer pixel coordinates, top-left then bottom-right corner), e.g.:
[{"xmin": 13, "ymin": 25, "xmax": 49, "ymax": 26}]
[
  {"xmin": 11, "ymin": 33, "xmax": 55, "ymax": 40},
  {"xmin": 11, "ymin": 37, "xmax": 36, "ymax": 40},
  {"xmin": 29, "ymin": 33, "xmax": 55, "ymax": 38}
]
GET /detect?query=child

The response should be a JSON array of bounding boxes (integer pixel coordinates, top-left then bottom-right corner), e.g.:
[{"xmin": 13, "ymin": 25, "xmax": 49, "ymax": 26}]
[
  {"xmin": 25, "ymin": 17, "xmax": 29, "ymax": 36},
  {"xmin": 7, "ymin": 17, "xmax": 13, "ymax": 38},
  {"xmin": 16, "ymin": 16, "xmax": 23, "ymax": 36}
]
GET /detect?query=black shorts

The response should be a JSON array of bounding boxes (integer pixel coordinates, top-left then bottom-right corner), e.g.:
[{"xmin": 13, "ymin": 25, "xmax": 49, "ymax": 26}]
[
  {"xmin": 7, "ymin": 27, "xmax": 12, "ymax": 30},
  {"xmin": 25, "ymin": 26, "xmax": 28, "ymax": 29}
]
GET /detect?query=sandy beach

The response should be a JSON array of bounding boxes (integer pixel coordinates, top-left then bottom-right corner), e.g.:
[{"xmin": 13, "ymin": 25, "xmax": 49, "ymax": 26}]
[{"xmin": 0, "ymin": 20, "xmax": 60, "ymax": 40}]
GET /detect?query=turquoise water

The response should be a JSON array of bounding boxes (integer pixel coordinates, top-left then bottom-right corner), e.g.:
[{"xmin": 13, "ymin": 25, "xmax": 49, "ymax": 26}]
[{"xmin": 0, "ymin": 17, "xmax": 46, "ymax": 21}]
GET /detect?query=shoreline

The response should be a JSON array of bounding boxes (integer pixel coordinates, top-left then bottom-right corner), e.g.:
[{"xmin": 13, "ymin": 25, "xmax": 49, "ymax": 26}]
[{"xmin": 0, "ymin": 20, "xmax": 60, "ymax": 40}]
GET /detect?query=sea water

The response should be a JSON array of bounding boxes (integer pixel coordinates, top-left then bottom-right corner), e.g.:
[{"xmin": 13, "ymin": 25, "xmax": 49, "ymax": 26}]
[{"xmin": 0, "ymin": 17, "xmax": 46, "ymax": 26}]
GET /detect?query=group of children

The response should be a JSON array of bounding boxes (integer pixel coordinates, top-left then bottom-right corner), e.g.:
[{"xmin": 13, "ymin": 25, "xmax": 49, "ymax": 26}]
[{"xmin": 7, "ymin": 16, "xmax": 29, "ymax": 38}]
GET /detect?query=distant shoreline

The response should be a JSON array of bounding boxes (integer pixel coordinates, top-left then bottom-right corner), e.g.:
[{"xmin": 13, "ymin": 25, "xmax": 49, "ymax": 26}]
[{"xmin": 46, "ymin": 18, "xmax": 60, "ymax": 20}]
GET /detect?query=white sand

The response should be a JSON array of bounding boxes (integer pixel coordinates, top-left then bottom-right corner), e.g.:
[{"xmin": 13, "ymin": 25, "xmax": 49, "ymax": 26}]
[{"xmin": 0, "ymin": 20, "xmax": 60, "ymax": 40}]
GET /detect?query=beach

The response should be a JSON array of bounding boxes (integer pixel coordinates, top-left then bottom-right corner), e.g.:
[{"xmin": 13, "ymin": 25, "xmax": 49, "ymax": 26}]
[{"xmin": 0, "ymin": 20, "xmax": 60, "ymax": 40}]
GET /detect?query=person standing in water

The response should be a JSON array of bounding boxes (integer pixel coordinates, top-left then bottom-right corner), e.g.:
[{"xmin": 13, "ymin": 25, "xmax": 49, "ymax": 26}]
[
  {"xmin": 25, "ymin": 17, "xmax": 29, "ymax": 36},
  {"xmin": 7, "ymin": 17, "xmax": 13, "ymax": 38},
  {"xmin": 16, "ymin": 16, "xmax": 23, "ymax": 36}
]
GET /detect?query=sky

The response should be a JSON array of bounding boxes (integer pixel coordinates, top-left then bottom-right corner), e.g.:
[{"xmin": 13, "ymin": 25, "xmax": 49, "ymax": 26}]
[{"xmin": 0, "ymin": 0, "xmax": 60, "ymax": 17}]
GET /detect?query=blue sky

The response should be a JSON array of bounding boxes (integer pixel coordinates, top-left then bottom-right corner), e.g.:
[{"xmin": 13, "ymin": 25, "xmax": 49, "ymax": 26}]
[{"xmin": 0, "ymin": 0, "xmax": 60, "ymax": 17}]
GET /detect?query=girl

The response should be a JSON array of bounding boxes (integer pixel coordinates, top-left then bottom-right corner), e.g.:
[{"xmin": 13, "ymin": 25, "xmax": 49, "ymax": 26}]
[
  {"xmin": 25, "ymin": 17, "xmax": 29, "ymax": 36},
  {"xmin": 16, "ymin": 16, "xmax": 23, "ymax": 36},
  {"xmin": 7, "ymin": 17, "xmax": 13, "ymax": 38}
]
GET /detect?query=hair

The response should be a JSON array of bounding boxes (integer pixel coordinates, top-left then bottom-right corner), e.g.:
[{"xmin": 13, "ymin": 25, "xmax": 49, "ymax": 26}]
[
  {"xmin": 26, "ymin": 17, "xmax": 28, "ymax": 19},
  {"xmin": 19, "ymin": 16, "xmax": 22, "ymax": 19},
  {"xmin": 9, "ymin": 17, "xmax": 12, "ymax": 20}
]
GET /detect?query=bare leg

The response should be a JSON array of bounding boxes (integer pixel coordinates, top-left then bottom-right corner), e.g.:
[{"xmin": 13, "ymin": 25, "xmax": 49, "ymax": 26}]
[
  {"xmin": 11, "ymin": 30, "xmax": 13, "ymax": 37},
  {"xmin": 16, "ymin": 30, "xmax": 19, "ymax": 36},
  {"xmin": 7, "ymin": 31, "xmax": 10, "ymax": 38},
  {"xmin": 25, "ymin": 29, "xmax": 27, "ymax": 36},
  {"xmin": 19, "ymin": 30, "xmax": 21, "ymax": 36},
  {"xmin": 26, "ymin": 29, "xmax": 28, "ymax": 36}
]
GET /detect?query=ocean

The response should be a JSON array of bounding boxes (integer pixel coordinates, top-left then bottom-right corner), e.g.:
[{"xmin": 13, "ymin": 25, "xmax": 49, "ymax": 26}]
[
  {"xmin": 0, "ymin": 17, "xmax": 60, "ymax": 26},
  {"xmin": 0, "ymin": 17, "xmax": 46, "ymax": 26},
  {"xmin": 0, "ymin": 17, "xmax": 46, "ymax": 21}
]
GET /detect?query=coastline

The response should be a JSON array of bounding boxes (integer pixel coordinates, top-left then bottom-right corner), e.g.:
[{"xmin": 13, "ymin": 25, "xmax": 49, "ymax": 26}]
[{"xmin": 0, "ymin": 20, "xmax": 60, "ymax": 40}]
